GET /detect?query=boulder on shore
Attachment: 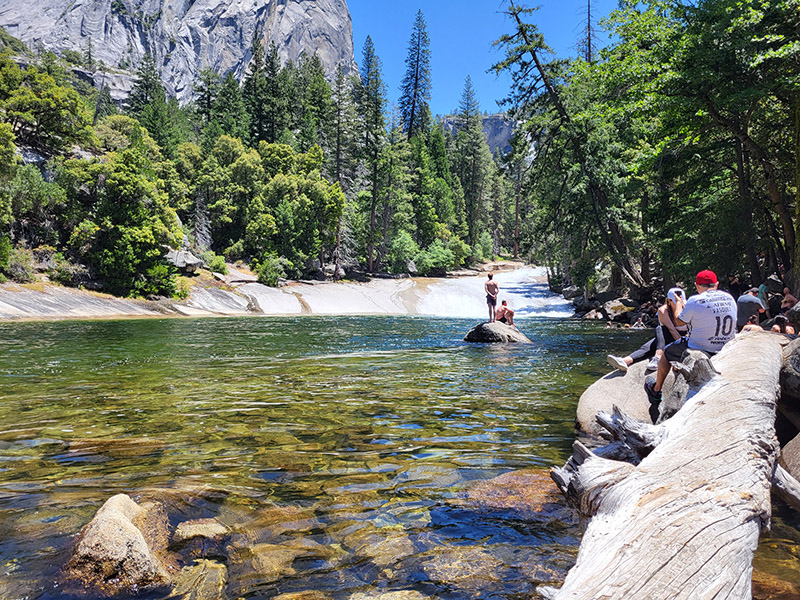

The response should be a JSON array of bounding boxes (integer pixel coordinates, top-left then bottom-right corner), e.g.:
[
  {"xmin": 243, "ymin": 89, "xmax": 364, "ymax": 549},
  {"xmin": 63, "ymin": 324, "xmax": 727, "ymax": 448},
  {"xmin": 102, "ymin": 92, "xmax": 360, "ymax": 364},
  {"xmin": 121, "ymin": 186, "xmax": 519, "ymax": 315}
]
[
  {"xmin": 576, "ymin": 360, "xmax": 676, "ymax": 434},
  {"xmin": 463, "ymin": 322, "xmax": 532, "ymax": 343},
  {"xmin": 65, "ymin": 494, "xmax": 176, "ymax": 595}
]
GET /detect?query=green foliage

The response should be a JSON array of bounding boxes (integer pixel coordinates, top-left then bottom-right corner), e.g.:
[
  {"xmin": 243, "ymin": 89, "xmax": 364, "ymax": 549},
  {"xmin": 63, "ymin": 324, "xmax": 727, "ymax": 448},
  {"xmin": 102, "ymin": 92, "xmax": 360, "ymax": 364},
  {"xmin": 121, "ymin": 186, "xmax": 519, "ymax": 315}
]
[
  {"xmin": 399, "ymin": 10, "xmax": 432, "ymax": 139},
  {"xmin": 388, "ymin": 230, "xmax": 419, "ymax": 273},
  {"xmin": 0, "ymin": 27, "xmax": 29, "ymax": 55},
  {"xmin": 3, "ymin": 65, "xmax": 93, "ymax": 151},
  {"xmin": 174, "ymin": 276, "xmax": 191, "ymax": 299},
  {"xmin": 415, "ymin": 239, "xmax": 455, "ymax": 276},
  {"xmin": 61, "ymin": 49, "xmax": 84, "ymax": 66},
  {"xmin": 8, "ymin": 163, "xmax": 67, "ymax": 246},
  {"xmin": 6, "ymin": 244, "xmax": 35, "ymax": 282},
  {"xmin": 200, "ymin": 250, "xmax": 227, "ymax": 274},
  {"xmin": 256, "ymin": 254, "xmax": 292, "ymax": 286},
  {"xmin": 0, "ymin": 233, "xmax": 10, "ymax": 272}
]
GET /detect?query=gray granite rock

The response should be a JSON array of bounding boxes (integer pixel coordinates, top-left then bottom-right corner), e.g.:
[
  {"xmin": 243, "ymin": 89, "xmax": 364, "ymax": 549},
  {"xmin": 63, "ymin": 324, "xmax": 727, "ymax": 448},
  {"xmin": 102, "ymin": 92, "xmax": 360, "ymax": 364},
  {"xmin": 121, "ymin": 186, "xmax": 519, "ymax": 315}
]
[
  {"xmin": 463, "ymin": 321, "xmax": 532, "ymax": 343},
  {"xmin": 0, "ymin": 0, "xmax": 356, "ymax": 103}
]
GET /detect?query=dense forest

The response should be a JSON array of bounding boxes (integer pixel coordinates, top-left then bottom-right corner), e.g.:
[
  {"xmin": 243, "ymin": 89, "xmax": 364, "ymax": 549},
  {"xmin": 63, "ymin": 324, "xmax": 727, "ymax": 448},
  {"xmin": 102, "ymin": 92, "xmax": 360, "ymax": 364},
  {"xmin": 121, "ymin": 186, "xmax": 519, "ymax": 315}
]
[
  {"xmin": 0, "ymin": 11, "xmax": 514, "ymax": 297},
  {"xmin": 496, "ymin": 0, "xmax": 800, "ymax": 298},
  {"xmin": 0, "ymin": 0, "xmax": 797, "ymax": 300}
]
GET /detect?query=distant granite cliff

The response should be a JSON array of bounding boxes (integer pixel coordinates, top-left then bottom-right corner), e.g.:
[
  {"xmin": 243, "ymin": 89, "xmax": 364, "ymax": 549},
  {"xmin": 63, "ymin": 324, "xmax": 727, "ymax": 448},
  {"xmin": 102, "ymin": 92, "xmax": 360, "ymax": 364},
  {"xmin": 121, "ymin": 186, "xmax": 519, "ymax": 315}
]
[
  {"xmin": 441, "ymin": 113, "xmax": 516, "ymax": 154},
  {"xmin": 0, "ymin": 0, "xmax": 355, "ymax": 101}
]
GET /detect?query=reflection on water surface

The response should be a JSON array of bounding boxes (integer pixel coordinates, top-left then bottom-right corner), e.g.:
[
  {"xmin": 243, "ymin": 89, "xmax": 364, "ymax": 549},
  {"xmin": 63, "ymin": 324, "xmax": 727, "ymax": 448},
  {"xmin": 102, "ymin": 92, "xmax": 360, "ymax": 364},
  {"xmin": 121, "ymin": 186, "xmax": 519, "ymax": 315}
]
[{"xmin": 0, "ymin": 316, "xmax": 798, "ymax": 599}]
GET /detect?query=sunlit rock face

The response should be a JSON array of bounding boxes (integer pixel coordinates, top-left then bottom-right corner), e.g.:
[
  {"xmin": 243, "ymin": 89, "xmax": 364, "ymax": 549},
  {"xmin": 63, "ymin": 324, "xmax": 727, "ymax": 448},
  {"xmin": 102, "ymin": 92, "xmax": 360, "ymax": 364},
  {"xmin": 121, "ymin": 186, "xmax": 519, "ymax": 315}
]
[{"xmin": 0, "ymin": 0, "xmax": 355, "ymax": 101}]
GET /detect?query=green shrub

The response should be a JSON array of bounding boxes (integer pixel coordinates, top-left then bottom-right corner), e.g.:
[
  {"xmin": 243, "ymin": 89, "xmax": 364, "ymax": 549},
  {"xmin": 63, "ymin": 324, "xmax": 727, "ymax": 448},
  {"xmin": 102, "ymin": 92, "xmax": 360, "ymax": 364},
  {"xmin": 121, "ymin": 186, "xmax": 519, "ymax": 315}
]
[
  {"xmin": 174, "ymin": 276, "xmax": 191, "ymax": 300},
  {"xmin": 447, "ymin": 237, "xmax": 471, "ymax": 268},
  {"xmin": 387, "ymin": 230, "xmax": 419, "ymax": 274},
  {"xmin": 477, "ymin": 231, "xmax": 494, "ymax": 260},
  {"xmin": 201, "ymin": 250, "xmax": 227, "ymax": 274},
  {"xmin": 0, "ymin": 234, "xmax": 10, "ymax": 272},
  {"xmin": 7, "ymin": 244, "xmax": 35, "ymax": 282},
  {"xmin": 256, "ymin": 255, "xmax": 292, "ymax": 287},
  {"xmin": 224, "ymin": 240, "xmax": 244, "ymax": 262},
  {"xmin": 415, "ymin": 239, "xmax": 455, "ymax": 276},
  {"xmin": 132, "ymin": 263, "xmax": 176, "ymax": 298}
]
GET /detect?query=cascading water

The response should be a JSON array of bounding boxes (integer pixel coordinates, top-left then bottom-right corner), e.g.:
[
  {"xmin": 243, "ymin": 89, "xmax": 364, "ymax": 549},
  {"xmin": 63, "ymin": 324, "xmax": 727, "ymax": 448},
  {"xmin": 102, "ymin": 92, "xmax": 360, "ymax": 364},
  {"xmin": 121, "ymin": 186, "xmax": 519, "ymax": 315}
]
[{"xmin": 416, "ymin": 267, "xmax": 573, "ymax": 318}]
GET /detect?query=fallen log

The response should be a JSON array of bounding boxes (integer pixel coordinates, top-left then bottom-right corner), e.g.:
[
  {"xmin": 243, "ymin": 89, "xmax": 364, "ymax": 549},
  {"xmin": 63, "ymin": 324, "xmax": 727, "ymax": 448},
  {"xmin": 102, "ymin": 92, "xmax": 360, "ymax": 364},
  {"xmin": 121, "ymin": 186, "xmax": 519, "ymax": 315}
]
[{"xmin": 543, "ymin": 332, "xmax": 784, "ymax": 599}]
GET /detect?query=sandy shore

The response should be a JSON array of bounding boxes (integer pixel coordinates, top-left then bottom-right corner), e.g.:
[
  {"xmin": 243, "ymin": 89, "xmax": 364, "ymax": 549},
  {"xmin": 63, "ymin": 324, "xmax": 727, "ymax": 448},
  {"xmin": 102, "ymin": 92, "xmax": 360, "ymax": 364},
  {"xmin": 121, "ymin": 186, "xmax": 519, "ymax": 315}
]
[{"xmin": 0, "ymin": 261, "xmax": 565, "ymax": 323}]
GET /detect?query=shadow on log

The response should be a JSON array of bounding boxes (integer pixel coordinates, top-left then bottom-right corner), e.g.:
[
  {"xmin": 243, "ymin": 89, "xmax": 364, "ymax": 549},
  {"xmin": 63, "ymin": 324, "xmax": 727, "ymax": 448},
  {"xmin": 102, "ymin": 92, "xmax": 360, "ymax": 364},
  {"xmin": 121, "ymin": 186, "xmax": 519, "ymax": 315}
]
[
  {"xmin": 542, "ymin": 332, "xmax": 800, "ymax": 599},
  {"xmin": 463, "ymin": 321, "xmax": 532, "ymax": 343}
]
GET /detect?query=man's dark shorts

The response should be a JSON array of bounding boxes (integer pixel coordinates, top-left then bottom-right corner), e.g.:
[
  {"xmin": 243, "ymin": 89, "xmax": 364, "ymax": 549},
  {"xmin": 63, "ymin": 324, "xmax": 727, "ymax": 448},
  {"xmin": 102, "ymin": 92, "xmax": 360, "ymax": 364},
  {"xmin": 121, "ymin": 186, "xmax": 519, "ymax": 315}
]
[
  {"xmin": 486, "ymin": 294, "xmax": 496, "ymax": 306},
  {"xmin": 664, "ymin": 339, "xmax": 689, "ymax": 363}
]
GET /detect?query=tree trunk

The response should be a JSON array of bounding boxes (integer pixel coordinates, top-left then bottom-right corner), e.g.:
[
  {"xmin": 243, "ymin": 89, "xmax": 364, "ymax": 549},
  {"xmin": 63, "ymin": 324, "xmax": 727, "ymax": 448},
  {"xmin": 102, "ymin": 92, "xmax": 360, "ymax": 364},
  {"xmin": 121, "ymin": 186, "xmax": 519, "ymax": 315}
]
[
  {"xmin": 735, "ymin": 140, "xmax": 762, "ymax": 286},
  {"xmin": 542, "ymin": 333, "xmax": 784, "ymax": 599}
]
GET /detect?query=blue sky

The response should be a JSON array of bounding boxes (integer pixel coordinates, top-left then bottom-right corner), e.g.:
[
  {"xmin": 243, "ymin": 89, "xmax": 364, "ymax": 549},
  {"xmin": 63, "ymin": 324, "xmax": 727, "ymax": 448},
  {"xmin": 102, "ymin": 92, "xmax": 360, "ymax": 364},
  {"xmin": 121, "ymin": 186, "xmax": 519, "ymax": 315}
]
[{"xmin": 347, "ymin": 0, "xmax": 620, "ymax": 116}]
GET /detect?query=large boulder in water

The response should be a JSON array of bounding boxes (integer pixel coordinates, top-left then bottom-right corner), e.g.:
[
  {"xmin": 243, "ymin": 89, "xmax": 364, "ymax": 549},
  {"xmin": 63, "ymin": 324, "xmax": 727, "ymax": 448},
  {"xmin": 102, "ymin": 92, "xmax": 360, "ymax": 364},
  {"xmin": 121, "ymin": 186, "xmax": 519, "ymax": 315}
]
[
  {"xmin": 463, "ymin": 322, "xmax": 532, "ymax": 343},
  {"xmin": 65, "ymin": 494, "xmax": 176, "ymax": 595},
  {"xmin": 576, "ymin": 360, "xmax": 677, "ymax": 435}
]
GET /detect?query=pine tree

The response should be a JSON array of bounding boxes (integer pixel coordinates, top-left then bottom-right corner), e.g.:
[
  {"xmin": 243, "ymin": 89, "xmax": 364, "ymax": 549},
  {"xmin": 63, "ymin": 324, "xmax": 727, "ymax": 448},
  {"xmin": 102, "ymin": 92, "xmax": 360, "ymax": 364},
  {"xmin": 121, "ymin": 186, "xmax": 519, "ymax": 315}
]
[
  {"xmin": 398, "ymin": 10, "xmax": 432, "ymax": 141},
  {"xmin": 127, "ymin": 54, "xmax": 162, "ymax": 116},
  {"xmin": 214, "ymin": 72, "xmax": 250, "ymax": 142},
  {"xmin": 195, "ymin": 68, "xmax": 220, "ymax": 126},
  {"xmin": 242, "ymin": 36, "xmax": 269, "ymax": 142},
  {"xmin": 329, "ymin": 63, "xmax": 358, "ymax": 192},
  {"xmin": 452, "ymin": 77, "xmax": 492, "ymax": 246},
  {"xmin": 357, "ymin": 36, "xmax": 387, "ymax": 272},
  {"xmin": 297, "ymin": 53, "xmax": 333, "ymax": 152}
]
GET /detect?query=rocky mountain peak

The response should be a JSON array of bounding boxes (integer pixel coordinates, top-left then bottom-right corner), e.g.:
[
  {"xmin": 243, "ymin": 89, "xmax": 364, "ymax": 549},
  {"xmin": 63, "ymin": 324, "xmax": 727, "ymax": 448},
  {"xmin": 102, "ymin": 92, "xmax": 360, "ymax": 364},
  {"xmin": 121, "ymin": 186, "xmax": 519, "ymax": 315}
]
[{"xmin": 0, "ymin": 0, "xmax": 355, "ymax": 102}]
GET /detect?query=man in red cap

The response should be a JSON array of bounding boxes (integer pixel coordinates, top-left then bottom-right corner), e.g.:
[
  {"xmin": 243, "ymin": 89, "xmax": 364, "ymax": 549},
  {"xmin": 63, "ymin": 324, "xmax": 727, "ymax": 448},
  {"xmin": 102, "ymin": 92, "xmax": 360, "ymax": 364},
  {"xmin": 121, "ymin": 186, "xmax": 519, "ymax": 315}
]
[{"xmin": 644, "ymin": 269, "xmax": 737, "ymax": 415}]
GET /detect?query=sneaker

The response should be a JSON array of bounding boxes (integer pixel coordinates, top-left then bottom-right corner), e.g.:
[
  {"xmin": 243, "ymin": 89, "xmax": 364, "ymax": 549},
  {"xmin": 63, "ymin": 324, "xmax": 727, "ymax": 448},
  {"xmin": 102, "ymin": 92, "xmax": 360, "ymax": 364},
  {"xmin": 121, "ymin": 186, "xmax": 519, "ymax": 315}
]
[
  {"xmin": 607, "ymin": 355, "xmax": 628, "ymax": 372},
  {"xmin": 646, "ymin": 356, "xmax": 660, "ymax": 371},
  {"xmin": 644, "ymin": 377, "xmax": 662, "ymax": 403}
]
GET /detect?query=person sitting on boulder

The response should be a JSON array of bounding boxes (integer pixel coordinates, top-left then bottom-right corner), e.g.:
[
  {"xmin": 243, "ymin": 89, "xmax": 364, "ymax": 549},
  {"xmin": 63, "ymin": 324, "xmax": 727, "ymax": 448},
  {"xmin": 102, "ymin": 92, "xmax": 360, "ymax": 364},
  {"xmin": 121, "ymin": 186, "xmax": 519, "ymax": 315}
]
[
  {"xmin": 607, "ymin": 288, "xmax": 687, "ymax": 373},
  {"xmin": 736, "ymin": 287, "xmax": 765, "ymax": 332},
  {"xmin": 781, "ymin": 287, "xmax": 798, "ymax": 313},
  {"xmin": 742, "ymin": 314, "xmax": 763, "ymax": 332},
  {"xmin": 495, "ymin": 300, "xmax": 515, "ymax": 325},
  {"xmin": 772, "ymin": 314, "xmax": 795, "ymax": 334},
  {"xmin": 485, "ymin": 273, "xmax": 499, "ymax": 322},
  {"xmin": 644, "ymin": 270, "xmax": 737, "ymax": 407}
]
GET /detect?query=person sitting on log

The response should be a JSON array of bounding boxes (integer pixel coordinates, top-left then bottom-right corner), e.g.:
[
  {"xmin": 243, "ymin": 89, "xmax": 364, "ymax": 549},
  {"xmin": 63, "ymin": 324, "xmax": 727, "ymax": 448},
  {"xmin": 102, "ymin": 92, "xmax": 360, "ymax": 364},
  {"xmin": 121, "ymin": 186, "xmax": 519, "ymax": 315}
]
[
  {"xmin": 644, "ymin": 270, "xmax": 737, "ymax": 406},
  {"xmin": 606, "ymin": 288, "xmax": 687, "ymax": 373},
  {"xmin": 742, "ymin": 314, "xmax": 763, "ymax": 332},
  {"xmin": 772, "ymin": 314, "xmax": 796, "ymax": 334},
  {"xmin": 736, "ymin": 287, "xmax": 766, "ymax": 332},
  {"xmin": 495, "ymin": 300, "xmax": 515, "ymax": 325}
]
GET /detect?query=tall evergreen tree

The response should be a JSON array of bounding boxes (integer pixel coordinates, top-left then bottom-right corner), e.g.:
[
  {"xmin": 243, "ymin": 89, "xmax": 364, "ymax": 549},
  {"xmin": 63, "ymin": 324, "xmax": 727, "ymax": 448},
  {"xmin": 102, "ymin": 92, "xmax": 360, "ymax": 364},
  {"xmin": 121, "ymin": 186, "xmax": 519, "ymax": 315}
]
[
  {"xmin": 297, "ymin": 53, "xmax": 333, "ymax": 152},
  {"xmin": 452, "ymin": 77, "xmax": 492, "ymax": 246},
  {"xmin": 242, "ymin": 36, "xmax": 269, "ymax": 143},
  {"xmin": 214, "ymin": 72, "xmax": 250, "ymax": 142},
  {"xmin": 398, "ymin": 10, "xmax": 432, "ymax": 141},
  {"xmin": 329, "ymin": 63, "xmax": 358, "ymax": 192},
  {"xmin": 195, "ymin": 68, "xmax": 220, "ymax": 126},
  {"xmin": 127, "ymin": 54, "xmax": 162, "ymax": 116},
  {"xmin": 357, "ymin": 36, "xmax": 387, "ymax": 272}
]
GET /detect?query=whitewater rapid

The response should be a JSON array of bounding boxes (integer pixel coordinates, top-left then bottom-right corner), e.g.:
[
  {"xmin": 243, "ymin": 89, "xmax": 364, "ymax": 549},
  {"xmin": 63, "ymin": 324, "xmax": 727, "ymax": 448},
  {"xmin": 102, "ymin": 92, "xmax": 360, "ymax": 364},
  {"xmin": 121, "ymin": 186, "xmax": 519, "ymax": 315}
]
[{"xmin": 415, "ymin": 267, "xmax": 573, "ymax": 319}]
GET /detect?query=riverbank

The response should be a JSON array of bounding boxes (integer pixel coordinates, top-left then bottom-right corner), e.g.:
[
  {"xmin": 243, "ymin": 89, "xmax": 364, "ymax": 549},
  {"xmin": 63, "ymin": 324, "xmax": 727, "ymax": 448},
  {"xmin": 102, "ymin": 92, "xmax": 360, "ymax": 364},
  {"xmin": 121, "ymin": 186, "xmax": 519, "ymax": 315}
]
[{"xmin": 0, "ymin": 260, "xmax": 567, "ymax": 322}]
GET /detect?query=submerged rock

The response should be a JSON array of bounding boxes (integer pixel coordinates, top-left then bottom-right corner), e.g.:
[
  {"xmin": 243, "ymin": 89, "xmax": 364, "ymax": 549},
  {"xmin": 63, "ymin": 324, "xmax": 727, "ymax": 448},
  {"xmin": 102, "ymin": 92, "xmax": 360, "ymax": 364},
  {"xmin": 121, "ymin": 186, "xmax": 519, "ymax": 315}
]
[
  {"xmin": 168, "ymin": 560, "xmax": 227, "ymax": 600},
  {"xmin": 422, "ymin": 546, "xmax": 505, "ymax": 588},
  {"xmin": 457, "ymin": 469, "xmax": 574, "ymax": 523},
  {"xmin": 463, "ymin": 322, "xmax": 532, "ymax": 343},
  {"xmin": 65, "ymin": 494, "xmax": 176, "ymax": 595},
  {"xmin": 174, "ymin": 518, "xmax": 230, "ymax": 544},
  {"xmin": 350, "ymin": 592, "xmax": 434, "ymax": 600}
]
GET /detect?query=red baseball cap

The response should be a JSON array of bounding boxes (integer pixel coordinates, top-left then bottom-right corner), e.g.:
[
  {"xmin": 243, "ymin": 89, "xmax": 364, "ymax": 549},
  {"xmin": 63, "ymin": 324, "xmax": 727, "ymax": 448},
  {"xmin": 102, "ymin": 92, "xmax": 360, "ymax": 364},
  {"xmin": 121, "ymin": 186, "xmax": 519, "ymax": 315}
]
[{"xmin": 695, "ymin": 270, "xmax": 717, "ymax": 285}]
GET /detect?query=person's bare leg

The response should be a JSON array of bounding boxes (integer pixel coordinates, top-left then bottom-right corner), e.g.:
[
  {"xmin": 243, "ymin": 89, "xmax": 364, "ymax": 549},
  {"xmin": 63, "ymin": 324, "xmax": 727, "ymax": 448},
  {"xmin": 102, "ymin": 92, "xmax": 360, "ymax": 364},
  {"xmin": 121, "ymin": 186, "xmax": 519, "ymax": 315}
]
[{"xmin": 654, "ymin": 352, "xmax": 670, "ymax": 392}]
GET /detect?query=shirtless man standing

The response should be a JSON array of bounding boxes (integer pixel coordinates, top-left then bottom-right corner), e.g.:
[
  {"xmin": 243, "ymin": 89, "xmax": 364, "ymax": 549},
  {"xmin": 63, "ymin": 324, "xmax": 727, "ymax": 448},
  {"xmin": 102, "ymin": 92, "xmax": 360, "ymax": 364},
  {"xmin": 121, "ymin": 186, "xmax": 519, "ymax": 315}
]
[
  {"xmin": 495, "ymin": 300, "xmax": 515, "ymax": 325},
  {"xmin": 485, "ymin": 273, "xmax": 499, "ymax": 322}
]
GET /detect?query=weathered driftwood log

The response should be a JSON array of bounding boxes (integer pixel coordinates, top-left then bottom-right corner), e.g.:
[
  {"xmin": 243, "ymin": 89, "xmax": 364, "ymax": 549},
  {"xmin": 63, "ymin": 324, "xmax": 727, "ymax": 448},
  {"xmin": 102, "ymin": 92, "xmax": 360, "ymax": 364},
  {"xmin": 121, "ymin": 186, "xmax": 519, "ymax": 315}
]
[{"xmin": 543, "ymin": 332, "xmax": 784, "ymax": 599}]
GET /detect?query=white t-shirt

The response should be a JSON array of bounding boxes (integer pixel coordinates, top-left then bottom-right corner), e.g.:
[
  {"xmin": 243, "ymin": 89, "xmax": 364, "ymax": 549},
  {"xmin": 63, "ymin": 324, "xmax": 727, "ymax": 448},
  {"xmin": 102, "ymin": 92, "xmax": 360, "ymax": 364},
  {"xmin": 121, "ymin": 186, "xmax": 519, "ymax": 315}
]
[{"xmin": 678, "ymin": 289, "xmax": 738, "ymax": 353}]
